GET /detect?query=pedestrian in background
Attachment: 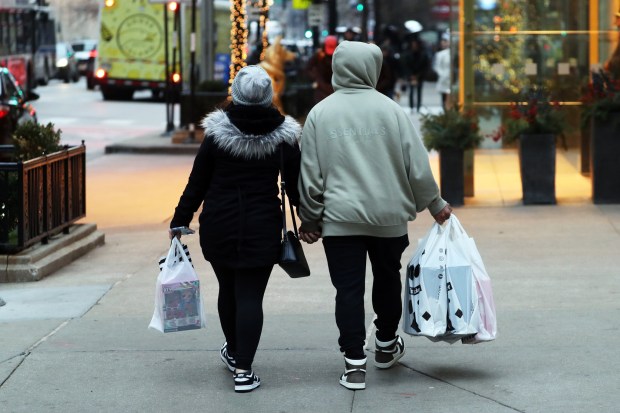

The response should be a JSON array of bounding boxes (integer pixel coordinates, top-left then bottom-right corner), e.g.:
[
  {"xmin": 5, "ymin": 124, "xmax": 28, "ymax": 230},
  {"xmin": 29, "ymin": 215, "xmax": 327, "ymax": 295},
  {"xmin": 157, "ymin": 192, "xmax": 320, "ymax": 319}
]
[
  {"xmin": 343, "ymin": 27, "xmax": 358, "ymax": 42},
  {"xmin": 434, "ymin": 33, "xmax": 451, "ymax": 110},
  {"xmin": 297, "ymin": 41, "xmax": 452, "ymax": 391},
  {"xmin": 169, "ymin": 65, "xmax": 302, "ymax": 393},
  {"xmin": 376, "ymin": 43, "xmax": 399, "ymax": 99},
  {"xmin": 400, "ymin": 37, "xmax": 430, "ymax": 113},
  {"xmin": 306, "ymin": 35, "xmax": 338, "ymax": 104}
]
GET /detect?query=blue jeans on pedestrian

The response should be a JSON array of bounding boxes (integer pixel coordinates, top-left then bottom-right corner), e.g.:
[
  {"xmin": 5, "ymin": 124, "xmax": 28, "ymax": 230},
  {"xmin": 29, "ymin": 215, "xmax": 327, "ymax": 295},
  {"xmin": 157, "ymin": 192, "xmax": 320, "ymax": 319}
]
[{"xmin": 322, "ymin": 234, "xmax": 409, "ymax": 359}]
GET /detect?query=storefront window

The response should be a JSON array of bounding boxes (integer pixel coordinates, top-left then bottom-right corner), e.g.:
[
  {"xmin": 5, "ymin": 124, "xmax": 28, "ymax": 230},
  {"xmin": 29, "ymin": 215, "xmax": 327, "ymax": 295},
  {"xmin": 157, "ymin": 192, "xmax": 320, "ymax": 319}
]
[{"xmin": 451, "ymin": 0, "xmax": 620, "ymax": 147}]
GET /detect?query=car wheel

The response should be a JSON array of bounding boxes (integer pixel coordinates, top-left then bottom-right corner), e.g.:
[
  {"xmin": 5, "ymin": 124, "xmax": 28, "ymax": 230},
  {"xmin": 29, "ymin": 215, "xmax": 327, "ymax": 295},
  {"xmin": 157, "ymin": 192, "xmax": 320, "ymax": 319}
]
[{"xmin": 38, "ymin": 64, "xmax": 50, "ymax": 86}]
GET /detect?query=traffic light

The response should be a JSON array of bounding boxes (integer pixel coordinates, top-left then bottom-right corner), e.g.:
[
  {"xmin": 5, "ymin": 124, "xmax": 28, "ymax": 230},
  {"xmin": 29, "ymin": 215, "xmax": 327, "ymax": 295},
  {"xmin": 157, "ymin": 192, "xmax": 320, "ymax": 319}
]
[{"xmin": 356, "ymin": 3, "xmax": 364, "ymax": 12}]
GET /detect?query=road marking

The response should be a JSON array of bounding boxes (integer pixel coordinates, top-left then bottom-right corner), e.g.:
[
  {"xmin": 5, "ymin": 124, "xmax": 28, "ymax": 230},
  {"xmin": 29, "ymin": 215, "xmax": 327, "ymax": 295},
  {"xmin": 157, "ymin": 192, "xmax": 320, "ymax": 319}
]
[
  {"xmin": 38, "ymin": 117, "xmax": 79, "ymax": 125},
  {"xmin": 101, "ymin": 119, "xmax": 134, "ymax": 126}
]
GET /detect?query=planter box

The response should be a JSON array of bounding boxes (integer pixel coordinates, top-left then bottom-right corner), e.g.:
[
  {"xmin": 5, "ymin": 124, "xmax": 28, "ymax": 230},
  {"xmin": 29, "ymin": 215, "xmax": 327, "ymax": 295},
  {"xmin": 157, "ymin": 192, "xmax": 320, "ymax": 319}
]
[
  {"xmin": 439, "ymin": 147, "xmax": 464, "ymax": 206},
  {"xmin": 591, "ymin": 112, "xmax": 620, "ymax": 204},
  {"xmin": 518, "ymin": 134, "xmax": 556, "ymax": 205},
  {"xmin": 0, "ymin": 144, "xmax": 86, "ymax": 253}
]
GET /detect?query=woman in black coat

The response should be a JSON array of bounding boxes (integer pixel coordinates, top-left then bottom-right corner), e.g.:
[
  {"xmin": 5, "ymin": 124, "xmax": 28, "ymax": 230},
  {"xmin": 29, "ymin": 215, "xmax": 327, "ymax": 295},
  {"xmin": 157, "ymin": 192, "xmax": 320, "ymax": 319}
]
[{"xmin": 169, "ymin": 66, "xmax": 302, "ymax": 393}]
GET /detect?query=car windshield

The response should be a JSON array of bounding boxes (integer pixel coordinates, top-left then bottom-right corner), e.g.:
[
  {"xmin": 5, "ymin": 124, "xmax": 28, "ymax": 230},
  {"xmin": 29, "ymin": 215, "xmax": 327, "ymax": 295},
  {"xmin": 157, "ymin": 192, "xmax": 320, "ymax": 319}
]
[
  {"xmin": 72, "ymin": 40, "xmax": 97, "ymax": 52},
  {"xmin": 56, "ymin": 43, "xmax": 70, "ymax": 56}
]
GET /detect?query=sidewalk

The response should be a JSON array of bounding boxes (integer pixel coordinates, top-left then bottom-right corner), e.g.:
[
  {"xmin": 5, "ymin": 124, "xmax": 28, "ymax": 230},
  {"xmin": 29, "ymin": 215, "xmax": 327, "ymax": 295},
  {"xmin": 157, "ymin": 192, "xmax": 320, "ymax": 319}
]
[{"xmin": 1, "ymin": 89, "xmax": 619, "ymax": 412}]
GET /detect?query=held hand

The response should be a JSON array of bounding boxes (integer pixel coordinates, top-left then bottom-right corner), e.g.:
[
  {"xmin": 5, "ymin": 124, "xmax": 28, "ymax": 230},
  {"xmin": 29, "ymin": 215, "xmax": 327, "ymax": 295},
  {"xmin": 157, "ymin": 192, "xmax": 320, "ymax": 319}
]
[
  {"xmin": 432, "ymin": 204, "xmax": 453, "ymax": 225},
  {"xmin": 299, "ymin": 230, "xmax": 321, "ymax": 244},
  {"xmin": 168, "ymin": 229, "xmax": 181, "ymax": 240}
]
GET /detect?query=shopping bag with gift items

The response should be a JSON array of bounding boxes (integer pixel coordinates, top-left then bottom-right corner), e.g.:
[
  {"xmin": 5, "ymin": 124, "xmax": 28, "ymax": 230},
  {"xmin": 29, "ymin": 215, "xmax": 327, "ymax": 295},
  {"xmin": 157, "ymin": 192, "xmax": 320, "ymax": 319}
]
[
  {"xmin": 403, "ymin": 215, "xmax": 496, "ymax": 344},
  {"xmin": 149, "ymin": 237, "xmax": 206, "ymax": 333}
]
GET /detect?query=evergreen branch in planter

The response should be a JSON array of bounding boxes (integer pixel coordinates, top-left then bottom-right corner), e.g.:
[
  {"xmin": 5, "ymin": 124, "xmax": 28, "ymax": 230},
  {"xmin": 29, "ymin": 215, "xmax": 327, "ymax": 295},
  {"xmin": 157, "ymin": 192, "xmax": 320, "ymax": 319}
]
[
  {"xmin": 420, "ymin": 106, "xmax": 483, "ymax": 151},
  {"xmin": 11, "ymin": 121, "xmax": 62, "ymax": 161}
]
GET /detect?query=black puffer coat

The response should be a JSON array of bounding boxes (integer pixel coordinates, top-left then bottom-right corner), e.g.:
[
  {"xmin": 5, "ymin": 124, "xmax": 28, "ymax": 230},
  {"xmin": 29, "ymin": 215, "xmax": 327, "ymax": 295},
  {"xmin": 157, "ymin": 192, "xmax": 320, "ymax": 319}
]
[{"xmin": 170, "ymin": 104, "xmax": 302, "ymax": 268}]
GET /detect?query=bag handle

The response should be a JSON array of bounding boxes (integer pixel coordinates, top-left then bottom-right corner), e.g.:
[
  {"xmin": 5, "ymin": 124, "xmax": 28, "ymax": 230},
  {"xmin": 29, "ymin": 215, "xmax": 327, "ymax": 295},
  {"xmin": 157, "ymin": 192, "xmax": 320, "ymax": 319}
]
[
  {"xmin": 279, "ymin": 145, "xmax": 299, "ymax": 239},
  {"xmin": 166, "ymin": 237, "xmax": 190, "ymax": 269}
]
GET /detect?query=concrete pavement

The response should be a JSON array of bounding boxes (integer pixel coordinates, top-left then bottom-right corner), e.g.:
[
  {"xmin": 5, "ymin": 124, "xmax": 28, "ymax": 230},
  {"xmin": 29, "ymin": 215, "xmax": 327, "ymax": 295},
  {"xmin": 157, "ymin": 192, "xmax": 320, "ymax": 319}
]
[
  {"xmin": 1, "ymin": 85, "xmax": 620, "ymax": 411},
  {"xmin": 1, "ymin": 149, "xmax": 620, "ymax": 412}
]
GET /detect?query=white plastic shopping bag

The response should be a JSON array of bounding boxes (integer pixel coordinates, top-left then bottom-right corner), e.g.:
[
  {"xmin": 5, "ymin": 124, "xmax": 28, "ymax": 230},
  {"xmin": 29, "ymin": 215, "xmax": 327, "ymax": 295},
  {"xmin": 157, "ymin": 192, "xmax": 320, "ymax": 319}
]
[
  {"xmin": 442, "ymin": 216, "xmax": 480, "ymax": 342},
  {"xmin": 462, "ymin": 235, "xmax": 497, "ymax": 344},
  {"xmin": 403, "ymin": 215, "xmax": 485, "ymax": 343},
  {"xmin": 403, "ymin": 222, "xmax": 449, "ymax": 338},
  {"xmin": 149, "ymin": 238, "xmax": 206, "ymax": 333}
]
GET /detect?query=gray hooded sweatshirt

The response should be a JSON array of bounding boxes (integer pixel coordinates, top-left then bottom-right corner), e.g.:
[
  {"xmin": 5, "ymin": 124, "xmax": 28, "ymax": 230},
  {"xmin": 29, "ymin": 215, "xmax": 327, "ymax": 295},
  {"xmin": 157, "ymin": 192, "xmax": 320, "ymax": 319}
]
[{"xmin": 298, "ymin": 41, "xmax": 447, "ymax": 238}]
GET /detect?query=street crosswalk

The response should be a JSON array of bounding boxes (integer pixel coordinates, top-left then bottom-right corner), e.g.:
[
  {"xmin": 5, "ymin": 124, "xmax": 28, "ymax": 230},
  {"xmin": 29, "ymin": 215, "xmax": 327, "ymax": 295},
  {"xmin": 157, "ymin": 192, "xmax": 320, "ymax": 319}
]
[{"xmin": 38, "ymin": 117, "xmax": 168, "ymax": 128}]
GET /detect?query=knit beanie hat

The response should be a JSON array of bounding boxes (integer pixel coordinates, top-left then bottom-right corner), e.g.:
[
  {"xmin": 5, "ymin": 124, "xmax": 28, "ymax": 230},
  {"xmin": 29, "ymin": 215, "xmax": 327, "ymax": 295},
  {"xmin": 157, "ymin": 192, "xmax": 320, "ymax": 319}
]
[{"xmin": 231, "ymin": 65, "xmax": 273, "ymax": 107}]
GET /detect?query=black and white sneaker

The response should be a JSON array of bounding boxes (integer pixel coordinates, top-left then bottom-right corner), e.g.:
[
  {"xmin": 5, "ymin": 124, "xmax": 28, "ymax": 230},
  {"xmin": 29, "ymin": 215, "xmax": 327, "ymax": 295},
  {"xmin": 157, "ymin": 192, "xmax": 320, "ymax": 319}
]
[
  {"xmin": 339, "ymin": 357, "xmax": 366, "ymax": 390},
  {"xmin": 234, "ymin": 370, "xmax": 261, "ymax": 393},
  {"xmin": 374, "ymin": 335, "xmax": 405, "ymax": 369},
  {"xmin": 220, "ymin": 342, "xmax": 236, "ymax": 372}
]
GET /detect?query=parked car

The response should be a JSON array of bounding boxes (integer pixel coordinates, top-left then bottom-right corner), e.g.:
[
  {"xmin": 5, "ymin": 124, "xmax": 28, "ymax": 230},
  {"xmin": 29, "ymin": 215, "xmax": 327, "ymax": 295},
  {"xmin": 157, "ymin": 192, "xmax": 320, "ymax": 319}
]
[
  {"xmin": 54, "ymin": 42, "xmax": 80, "ymax": 83},
  {"xmin": 0, "ymin": 68, "xmax": 38, "ymax": 146},
  {"xmin": 71, "ymin": 39, "xmax": 98, "ymax": 90}
]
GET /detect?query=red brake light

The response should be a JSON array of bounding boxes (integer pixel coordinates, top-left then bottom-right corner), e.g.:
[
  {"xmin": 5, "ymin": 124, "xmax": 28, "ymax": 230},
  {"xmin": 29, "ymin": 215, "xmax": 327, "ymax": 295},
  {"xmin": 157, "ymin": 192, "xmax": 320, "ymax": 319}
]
[
  {"xmin": 95, "ymin": 68, "xmax": 107, "ymax": 79},
  {"xmin": 89, "ymin": 49, "xmax": 98, "ymax": 58},
  {"xmin": 171, "ymin": 72, "xmax": 181, "ymax": 83},
  {"xmin": 0, "ymin": 105, "xmax": 9, "ymax": 118},
  {"xmin": 168, "ymin": 2, "xmax": 179, "ymax": 12}
]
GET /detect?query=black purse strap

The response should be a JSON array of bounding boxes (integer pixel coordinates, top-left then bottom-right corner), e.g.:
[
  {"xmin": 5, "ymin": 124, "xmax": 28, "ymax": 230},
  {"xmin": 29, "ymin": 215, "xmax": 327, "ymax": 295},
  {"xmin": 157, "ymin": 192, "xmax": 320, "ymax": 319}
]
[{"xmin": 279, "ymin": 145, "xmax": 299, "ymax": 239}]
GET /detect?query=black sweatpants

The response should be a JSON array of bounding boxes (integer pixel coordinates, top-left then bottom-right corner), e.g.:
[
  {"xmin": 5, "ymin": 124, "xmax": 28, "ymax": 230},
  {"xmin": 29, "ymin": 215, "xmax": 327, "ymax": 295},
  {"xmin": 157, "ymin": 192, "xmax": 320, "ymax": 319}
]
[
  {"xmin": 322, "ymin": 235, "xmax": 409, "ymax": 359},
  {"xmin": 211, "ymin": 263, "xmax": 272, "ymax": 370}
]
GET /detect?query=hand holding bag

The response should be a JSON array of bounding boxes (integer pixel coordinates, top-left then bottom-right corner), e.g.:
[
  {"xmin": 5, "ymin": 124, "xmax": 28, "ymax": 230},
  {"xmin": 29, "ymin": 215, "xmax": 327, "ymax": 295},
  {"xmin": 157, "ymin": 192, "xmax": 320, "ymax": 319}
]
[{"xmin": 278, "ymin": 146, "xmax": 310, "ymax": 278}]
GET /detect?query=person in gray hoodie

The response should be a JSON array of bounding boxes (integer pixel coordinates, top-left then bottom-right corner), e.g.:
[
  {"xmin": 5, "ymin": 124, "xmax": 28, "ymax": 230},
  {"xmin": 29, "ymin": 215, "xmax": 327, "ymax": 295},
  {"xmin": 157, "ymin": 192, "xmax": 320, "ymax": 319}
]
[{"xmin": 297, "ymin": 41, "xmax": 452, "ymax": 391}]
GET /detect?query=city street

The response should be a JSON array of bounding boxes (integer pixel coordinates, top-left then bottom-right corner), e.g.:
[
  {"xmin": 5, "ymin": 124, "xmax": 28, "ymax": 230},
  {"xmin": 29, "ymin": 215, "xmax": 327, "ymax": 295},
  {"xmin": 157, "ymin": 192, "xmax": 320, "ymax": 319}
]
[
  {"xmin": 31, "ymin": 79, "xmax": 173, "ymax": 160},
  {"xmin": 1, "ymin": 77, "xmax": 619, "ymax": 412}
]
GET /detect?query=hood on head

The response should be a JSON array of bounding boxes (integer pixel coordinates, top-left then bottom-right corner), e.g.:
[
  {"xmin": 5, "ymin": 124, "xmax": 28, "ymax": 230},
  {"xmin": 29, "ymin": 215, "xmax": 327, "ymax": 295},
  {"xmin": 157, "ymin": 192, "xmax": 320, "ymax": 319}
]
[{"xmin": 331, "ymin": 41, "xmax": 382, "ymax": 91}]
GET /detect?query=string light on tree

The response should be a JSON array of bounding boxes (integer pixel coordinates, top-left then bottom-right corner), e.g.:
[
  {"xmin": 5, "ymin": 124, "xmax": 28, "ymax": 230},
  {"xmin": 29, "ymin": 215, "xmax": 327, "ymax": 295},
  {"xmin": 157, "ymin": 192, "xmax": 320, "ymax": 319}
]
[
  {"xmin": 230, "ymin": 0, "xmax": 248, "ymax": 85},
  {"xmin": 259, "ymin": 0, "xmax": 272, "ymax": 61}
]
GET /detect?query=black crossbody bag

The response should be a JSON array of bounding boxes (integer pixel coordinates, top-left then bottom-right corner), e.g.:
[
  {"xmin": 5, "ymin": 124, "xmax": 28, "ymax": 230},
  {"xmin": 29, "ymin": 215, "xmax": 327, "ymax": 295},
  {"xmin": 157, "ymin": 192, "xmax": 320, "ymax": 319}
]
[{"xmin": 278, "ymin": 146, "xmax": 310, "ymax": 278}]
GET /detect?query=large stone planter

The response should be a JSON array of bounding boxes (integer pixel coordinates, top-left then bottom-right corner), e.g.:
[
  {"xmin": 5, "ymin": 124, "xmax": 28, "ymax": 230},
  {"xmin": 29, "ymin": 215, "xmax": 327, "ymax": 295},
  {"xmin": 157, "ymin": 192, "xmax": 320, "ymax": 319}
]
[
  {"xmin": 518, "ymin": 134, "xmax": 556, "ymax": 205},
  {"xmin": 591, "ymin": 112, "xmax": 620, "ymax": 204},
  {"xmin": 438, "ymin": 147, "xmax": 464, "ymax": 207}
]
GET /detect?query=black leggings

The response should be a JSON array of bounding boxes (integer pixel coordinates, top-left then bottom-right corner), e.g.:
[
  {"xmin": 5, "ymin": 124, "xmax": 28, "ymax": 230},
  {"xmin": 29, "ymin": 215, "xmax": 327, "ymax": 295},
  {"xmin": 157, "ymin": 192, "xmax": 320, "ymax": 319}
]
[{"xmin": 211, "ymin": 263, "xmax": 273, "ymax": 370}]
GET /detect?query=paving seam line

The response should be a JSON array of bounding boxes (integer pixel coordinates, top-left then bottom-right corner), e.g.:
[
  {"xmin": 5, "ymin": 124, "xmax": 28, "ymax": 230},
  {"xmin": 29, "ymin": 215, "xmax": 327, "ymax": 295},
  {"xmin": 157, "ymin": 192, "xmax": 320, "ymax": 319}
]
[
  {"xmin": 0, "ymin": 320, "xmax": 68, "ymax": 389},
  {"xmin": 0, "ymin": 275, "xmax": 134, "ymax": 388},
  {"xmin": 400, "ymin": 362, "xmax": 526, "ymax": 413}
]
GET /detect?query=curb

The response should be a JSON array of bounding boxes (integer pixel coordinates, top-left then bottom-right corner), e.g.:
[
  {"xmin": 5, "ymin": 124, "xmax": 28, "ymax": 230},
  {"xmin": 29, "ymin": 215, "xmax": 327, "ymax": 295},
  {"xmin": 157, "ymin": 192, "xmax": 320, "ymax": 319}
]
[
  {"xmin": 0, "ymin": 223, "xmax": 105, "ymax": 282},
  {"xmin": 104, "ymin": 144, "xmax": 200, "ymax": 155}
]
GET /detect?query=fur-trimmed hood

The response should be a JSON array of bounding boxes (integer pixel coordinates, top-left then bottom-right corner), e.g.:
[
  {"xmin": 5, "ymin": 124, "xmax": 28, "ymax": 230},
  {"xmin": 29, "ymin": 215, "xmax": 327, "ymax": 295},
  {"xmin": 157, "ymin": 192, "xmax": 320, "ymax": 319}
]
[{"xmin": 201, "ymin": 109, "xmax": 302, "ymax": 159}]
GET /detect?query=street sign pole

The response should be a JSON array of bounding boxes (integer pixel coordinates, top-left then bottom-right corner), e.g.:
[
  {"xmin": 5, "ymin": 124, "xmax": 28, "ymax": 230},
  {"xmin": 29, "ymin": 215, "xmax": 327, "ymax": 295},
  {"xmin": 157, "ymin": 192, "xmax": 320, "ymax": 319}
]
[
  {"xmin": 163, "ymin": 5, "xmax": 175, "ymax": 135},
  {"xmin": 186, "ymin": 0, "xmax": 197, "ymax": 143}
]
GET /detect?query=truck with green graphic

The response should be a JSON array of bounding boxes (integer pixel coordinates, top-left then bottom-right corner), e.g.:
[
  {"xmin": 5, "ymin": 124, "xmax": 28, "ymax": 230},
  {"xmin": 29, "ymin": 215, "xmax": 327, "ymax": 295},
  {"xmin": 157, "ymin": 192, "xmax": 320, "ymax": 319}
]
[{"xmin": 95, "ymin": 0, "xmax": 178, "ymax": 100}]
